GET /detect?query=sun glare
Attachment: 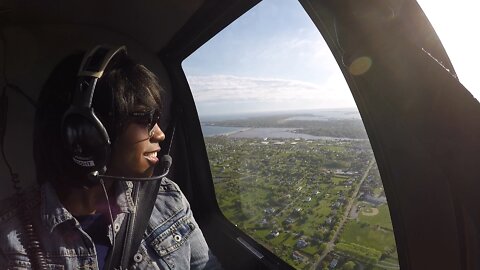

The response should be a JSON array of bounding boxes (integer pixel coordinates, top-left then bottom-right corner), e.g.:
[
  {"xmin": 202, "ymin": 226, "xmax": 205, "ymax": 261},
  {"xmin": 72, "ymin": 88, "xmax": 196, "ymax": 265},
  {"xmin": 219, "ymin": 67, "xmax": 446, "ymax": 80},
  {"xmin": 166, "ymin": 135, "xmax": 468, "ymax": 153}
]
[{"xmin": 416, "ymin": 0, "xmax": 480, "ymax": 99}]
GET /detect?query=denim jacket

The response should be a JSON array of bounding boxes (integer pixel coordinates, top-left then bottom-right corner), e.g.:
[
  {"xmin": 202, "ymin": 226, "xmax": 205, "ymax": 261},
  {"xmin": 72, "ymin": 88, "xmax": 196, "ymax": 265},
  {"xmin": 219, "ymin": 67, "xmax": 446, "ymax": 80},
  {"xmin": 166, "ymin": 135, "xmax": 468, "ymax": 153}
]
[{"xmin": 0, "ymin": 178, "xmax": 220, "ymax": 269}]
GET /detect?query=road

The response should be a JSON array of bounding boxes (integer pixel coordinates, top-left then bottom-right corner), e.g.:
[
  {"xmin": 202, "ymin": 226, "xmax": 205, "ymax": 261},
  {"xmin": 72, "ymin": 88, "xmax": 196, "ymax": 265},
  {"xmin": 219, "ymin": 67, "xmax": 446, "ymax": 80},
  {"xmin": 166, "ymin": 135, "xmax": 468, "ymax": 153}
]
[{"xmin": 311, "ymin": 158, "xmax": 376, "ymax": 270}]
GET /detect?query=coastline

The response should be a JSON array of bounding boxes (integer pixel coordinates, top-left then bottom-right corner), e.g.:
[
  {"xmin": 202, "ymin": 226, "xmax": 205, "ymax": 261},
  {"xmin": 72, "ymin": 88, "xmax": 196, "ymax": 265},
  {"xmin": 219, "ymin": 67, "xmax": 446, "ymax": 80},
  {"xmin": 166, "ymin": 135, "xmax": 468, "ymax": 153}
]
[{"xmin": 203, "ymin": 125, "xmax": 367, "ymax": 141}]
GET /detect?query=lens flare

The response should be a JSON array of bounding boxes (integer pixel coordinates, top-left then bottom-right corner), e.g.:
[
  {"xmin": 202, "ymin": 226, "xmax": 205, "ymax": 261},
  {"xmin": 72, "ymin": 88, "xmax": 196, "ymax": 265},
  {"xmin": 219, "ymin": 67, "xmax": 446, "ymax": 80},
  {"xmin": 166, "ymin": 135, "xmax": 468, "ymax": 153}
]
[{"xmin": 349, "ymin": 56, "xmax": 372, "ymax": 76}]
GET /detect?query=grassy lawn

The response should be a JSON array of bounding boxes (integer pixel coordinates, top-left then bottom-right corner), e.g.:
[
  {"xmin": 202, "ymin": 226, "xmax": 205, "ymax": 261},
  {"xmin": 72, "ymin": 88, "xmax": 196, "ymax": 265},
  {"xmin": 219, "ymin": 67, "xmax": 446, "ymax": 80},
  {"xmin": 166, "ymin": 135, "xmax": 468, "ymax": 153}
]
[
  {"xmin": 333, "ymin": 185, "xmax": 350, "ymax": 192},
  {"xmin": 324, "ymin": 145, "xmax": 346, "ymax": 152},
  {"xmin": 303, "ymin": 245, "xmax": 320, "ymax": 256},
  {"xmin": 283, "ymin": 234, "xmax": 299, "ymax": 248},
  {"xmin": 318, "ymin": 183, "xmax": 330, "ymax": 190},
  {"xmin": 270, "ymin": 231, "xmax": 292, "ymax": 246},
  {"xmin": 359, "ymin": 204, "xmax": 394, "ymax": 230},
  {"xmin": 373, "ymin": 187, "xmax": 384, "ymax": 197},
  {"xmin": 296, "ymin": 204, "xmax": 332, "ymax": 238},
  {"xmin": 332, "ymin": 175, "xmax": 348, "ymax": 184},
  {"xmin": 252, "ymin": 228, "xmax": 270, "ymax": 238},
  {"xmin": 339, "ymin": 221, "xmax": 396, "ymax": 253}
]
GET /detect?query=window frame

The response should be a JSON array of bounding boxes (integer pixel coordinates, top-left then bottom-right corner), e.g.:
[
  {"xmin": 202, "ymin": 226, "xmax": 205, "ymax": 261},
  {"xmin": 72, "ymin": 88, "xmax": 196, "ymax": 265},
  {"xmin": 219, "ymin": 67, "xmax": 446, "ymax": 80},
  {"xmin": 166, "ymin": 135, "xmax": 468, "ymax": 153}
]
[{"xmin": 161, "ymin": 0, "xmax": 479, "ymax": 269}]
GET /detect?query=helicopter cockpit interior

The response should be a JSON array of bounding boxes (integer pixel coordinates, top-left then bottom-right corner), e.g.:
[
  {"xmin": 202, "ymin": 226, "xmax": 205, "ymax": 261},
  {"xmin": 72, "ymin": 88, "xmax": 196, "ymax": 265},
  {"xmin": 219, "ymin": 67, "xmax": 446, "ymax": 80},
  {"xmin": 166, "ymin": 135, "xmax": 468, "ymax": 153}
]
[{"xmin": 2, "ymin": 0, "xmax": 480, "ymax": 269}]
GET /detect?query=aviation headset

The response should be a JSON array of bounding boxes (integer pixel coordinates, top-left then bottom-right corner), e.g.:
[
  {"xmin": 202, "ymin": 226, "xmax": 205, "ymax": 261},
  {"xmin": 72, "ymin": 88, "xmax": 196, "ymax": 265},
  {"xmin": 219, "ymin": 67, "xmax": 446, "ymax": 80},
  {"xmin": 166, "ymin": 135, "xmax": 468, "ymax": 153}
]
[{"xmin": 61, "ymin": 45, "xmax": 127, "ymax": 178}]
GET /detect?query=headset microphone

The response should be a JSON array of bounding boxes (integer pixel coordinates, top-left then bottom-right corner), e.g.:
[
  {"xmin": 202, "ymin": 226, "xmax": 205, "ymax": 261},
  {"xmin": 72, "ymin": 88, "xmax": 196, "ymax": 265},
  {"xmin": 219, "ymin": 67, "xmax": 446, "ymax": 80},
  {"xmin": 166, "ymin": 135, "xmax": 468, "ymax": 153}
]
[{"xmin": 89, "ymin": 154, "xmax": 172, "ymax": 182}]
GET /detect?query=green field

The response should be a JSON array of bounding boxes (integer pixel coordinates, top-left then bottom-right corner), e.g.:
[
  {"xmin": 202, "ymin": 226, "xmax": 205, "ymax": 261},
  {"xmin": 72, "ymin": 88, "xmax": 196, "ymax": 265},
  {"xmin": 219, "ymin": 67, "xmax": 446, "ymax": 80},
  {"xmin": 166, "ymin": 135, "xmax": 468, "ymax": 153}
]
[
  {"xmin": 340, "ymin": 221, "xmax": 396, "ymax": 252},
  {"xmin": 207, "ymin": 136, "xmax": 397, "ymax": 269},
  {"xmin": 359, "ymin": 204, "xmax": 394, "ymax": 231},
  {"xmin": 331, "ymin": 175, "xmax": 349, "ymax": 185}
]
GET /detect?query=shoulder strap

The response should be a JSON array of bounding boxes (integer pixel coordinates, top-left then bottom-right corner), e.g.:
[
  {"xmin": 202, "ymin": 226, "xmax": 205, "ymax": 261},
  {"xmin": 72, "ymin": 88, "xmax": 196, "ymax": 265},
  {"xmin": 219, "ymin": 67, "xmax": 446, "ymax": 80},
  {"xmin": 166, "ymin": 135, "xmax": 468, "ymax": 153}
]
[
  {"xmin": 123, "ymin": 180, "xmax": 161, "ymax": 267},
  {"xmin": 104, "ymin": 210, "xmax": 127, "ymax": 269},
  {"xmin": 103, "ymin": 180, "xmax": 160, "ymax": 270}
]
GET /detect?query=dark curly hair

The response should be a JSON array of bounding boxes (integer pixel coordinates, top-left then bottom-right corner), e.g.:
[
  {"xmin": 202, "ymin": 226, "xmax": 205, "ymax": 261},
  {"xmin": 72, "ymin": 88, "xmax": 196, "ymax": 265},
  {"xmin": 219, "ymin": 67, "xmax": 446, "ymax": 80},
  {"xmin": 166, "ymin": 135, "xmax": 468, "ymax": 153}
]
[{"xmin": 34, "ymin": 49, "xmax": 164, "ymax": 186}]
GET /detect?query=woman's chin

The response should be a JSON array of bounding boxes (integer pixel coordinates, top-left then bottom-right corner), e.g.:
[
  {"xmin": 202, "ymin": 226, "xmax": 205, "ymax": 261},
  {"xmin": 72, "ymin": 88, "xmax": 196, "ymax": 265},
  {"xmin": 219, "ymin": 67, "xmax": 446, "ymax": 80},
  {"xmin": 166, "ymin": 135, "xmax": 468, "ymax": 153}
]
[{"xmin": 141, "ymin": 167, "xmax": 155, "ymax": 179}]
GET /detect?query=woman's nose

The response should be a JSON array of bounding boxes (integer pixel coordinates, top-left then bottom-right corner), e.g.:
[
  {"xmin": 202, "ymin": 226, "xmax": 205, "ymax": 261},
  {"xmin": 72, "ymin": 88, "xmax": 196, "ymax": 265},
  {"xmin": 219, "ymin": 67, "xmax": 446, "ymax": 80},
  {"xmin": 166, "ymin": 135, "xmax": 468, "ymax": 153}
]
[{"xmin": 149, "ymin": 124, "xmax": 165, "ymax": 142}]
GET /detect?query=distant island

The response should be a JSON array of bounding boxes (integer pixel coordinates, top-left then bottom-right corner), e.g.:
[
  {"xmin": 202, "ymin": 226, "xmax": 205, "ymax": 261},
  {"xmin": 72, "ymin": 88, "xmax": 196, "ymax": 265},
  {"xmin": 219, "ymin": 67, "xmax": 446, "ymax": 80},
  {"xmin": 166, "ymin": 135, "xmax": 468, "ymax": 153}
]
[{"xmin": 202, "ymin": 111, "xmax": 369, "ymax": 139}]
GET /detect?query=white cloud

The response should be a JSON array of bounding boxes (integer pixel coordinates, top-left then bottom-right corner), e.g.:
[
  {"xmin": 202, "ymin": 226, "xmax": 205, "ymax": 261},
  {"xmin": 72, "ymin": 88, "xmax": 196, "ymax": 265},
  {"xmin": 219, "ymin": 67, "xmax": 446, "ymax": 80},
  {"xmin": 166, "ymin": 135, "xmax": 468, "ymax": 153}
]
[
  {"xmin": 255, "ymin": 35, "xmax": 332, "ymax": 67},
  {"xmin": 186, "ymin": 74, "xmax": 355, "ymax": 115}
]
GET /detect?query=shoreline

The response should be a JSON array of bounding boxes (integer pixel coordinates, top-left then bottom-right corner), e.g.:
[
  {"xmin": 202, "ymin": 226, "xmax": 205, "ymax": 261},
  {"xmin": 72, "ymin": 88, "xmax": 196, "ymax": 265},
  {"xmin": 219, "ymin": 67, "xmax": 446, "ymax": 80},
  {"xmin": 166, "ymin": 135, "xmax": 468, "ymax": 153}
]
[{"xmin": 203, "ymin": 125, "xmax": 367, "ymax": 141}]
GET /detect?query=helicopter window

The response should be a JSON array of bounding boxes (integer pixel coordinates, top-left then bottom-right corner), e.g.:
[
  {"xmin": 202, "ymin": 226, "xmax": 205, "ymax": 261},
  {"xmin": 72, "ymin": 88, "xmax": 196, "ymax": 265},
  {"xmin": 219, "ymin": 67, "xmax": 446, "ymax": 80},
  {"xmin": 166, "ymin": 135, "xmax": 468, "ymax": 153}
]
[{"xmin": 183, "ymin": 0, "xmax": 398, "ymax": 269}]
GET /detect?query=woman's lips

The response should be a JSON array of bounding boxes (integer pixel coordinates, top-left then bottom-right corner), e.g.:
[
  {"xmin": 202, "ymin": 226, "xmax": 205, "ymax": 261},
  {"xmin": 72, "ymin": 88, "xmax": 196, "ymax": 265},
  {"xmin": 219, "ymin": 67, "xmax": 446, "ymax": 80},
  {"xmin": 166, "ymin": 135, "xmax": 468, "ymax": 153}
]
[{"xmin": 144, "ymin": 151, "xmax": 159, "ymax": 164}]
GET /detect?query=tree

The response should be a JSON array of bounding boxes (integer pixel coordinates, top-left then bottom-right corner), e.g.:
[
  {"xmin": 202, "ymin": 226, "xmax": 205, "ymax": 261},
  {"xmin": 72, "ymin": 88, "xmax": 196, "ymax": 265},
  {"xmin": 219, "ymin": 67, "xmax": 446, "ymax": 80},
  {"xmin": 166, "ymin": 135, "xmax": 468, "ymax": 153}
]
[{"xmin": 342, "ymin": 261, "xmax": 356, "ymax": 270}]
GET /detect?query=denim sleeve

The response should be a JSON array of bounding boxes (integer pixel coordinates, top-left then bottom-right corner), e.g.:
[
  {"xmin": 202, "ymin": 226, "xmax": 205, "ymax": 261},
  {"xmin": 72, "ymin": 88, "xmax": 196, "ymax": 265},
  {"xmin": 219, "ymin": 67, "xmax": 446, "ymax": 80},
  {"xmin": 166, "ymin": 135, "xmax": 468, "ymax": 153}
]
[
  {"xmin": 144, "ymin": 179, "xmax": 223, "ymax": 270},
  {"xmin": 188, "ymin": 217, "xmax": 222, "ymax": 270},
  {"xmin": 178, "ymin": 186, "xmax": 222, "ymax": 270}
]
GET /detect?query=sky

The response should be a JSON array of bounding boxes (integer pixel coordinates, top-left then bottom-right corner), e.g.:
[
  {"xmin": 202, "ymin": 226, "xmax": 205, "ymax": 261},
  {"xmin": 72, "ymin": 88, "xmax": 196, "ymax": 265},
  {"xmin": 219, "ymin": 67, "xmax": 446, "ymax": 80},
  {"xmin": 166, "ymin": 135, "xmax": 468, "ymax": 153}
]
[{"xmin": 182, "ymin": 0, "xmax": 480, "ymax": 117}]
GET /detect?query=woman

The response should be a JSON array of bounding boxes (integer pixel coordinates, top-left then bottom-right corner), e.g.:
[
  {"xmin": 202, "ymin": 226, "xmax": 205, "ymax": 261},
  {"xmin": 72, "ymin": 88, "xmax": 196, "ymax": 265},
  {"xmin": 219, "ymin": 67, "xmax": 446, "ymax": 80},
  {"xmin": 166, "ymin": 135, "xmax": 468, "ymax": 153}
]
[{"xmin": 0, "ymin": 46, "xmax": 220, "ymax": 269}]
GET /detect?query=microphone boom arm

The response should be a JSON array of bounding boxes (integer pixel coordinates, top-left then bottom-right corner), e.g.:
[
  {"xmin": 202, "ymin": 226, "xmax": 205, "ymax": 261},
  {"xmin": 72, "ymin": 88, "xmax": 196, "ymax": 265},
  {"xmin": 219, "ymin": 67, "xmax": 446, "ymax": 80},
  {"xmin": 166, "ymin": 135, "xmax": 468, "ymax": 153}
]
[{"xmin": 90, "ymin": 155, "xmax": 172, "ymax": 182}]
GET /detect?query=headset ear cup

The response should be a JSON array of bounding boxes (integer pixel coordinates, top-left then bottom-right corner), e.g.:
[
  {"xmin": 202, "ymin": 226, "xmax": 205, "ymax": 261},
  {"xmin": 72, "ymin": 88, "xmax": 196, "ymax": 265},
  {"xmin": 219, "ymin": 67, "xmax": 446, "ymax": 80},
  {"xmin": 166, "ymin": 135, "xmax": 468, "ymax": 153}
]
[
  {"xmin": 60, "ymin": 45, "xmax": 126, "ymax": 184},
  {"xmin": 62, "ymin": 107, "xmax": 110, "ymax": 175}
]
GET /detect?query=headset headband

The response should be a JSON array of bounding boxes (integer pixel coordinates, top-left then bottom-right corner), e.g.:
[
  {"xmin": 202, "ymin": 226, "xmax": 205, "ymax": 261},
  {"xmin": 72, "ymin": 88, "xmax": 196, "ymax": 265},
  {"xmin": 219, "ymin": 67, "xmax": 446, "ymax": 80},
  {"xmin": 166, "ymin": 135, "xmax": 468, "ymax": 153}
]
[
  {"xmin": 73, "ymin": 45, "xmax": 127, "ymax": 109},
  {"xmin": 79, "ymin": 45, "xmax": 127, "ymax": 78}
]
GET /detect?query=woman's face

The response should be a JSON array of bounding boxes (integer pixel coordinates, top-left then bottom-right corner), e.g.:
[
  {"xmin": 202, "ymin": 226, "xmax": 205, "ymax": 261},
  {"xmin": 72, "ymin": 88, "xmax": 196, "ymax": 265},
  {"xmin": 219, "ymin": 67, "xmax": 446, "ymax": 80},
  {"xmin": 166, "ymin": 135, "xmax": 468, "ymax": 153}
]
[{"xmin": 107, "ymin": 122, "xmax": 165, "ymax": 178}]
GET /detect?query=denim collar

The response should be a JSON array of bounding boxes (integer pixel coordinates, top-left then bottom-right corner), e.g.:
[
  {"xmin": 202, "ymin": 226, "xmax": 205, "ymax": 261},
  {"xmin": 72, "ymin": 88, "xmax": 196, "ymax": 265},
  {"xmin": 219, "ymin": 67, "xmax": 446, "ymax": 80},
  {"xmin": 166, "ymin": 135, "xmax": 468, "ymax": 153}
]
[{"xmin": 40, "ymin": 181, "xmax": 134, "ymax": 233}]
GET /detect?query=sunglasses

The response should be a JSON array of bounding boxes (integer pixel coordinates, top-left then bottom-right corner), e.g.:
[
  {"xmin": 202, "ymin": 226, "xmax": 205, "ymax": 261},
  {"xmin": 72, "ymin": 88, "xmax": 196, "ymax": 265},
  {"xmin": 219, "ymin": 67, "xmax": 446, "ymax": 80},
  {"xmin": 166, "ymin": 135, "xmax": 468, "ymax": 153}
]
[{"xmin": 128, "ymin": 109, "xmax": 161, "ymax": 132}]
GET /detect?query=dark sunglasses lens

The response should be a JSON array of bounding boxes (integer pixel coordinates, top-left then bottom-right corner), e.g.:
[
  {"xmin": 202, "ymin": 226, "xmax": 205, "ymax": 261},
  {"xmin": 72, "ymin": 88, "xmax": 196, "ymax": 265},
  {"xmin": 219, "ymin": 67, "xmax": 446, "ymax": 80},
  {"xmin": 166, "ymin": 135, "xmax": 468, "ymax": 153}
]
[
  {"xmin": 148, "ymin": 110, "xmax": 161, "ymax": 132},
  {"xmin": 129, "ymin": 110, "xmax": 160, "ymax": 132}
]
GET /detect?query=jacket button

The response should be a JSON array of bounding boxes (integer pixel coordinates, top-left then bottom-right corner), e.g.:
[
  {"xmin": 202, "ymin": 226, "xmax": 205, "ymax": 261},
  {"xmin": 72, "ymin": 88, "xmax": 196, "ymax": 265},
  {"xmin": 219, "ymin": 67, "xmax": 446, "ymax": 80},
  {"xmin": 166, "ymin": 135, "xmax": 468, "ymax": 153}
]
[
  {"xmin": 133, "ymin": 253, "xmax": 143, "ymax": 263},
  {"xmin": 174, "ymin": 234, "xmax": 182, "ymax": 242},
  {"xmin": 114, "ymin": 223, "xmax": 121, "ymax": 232}
]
